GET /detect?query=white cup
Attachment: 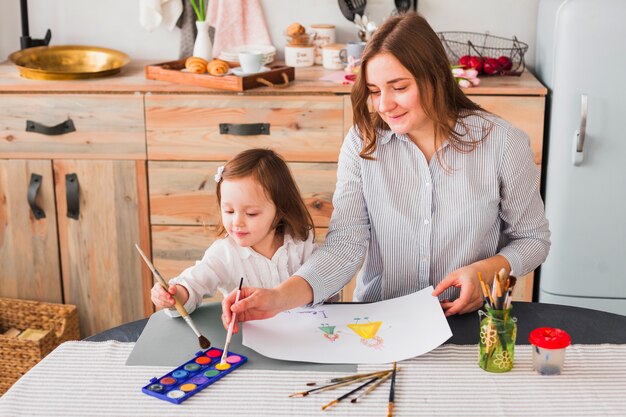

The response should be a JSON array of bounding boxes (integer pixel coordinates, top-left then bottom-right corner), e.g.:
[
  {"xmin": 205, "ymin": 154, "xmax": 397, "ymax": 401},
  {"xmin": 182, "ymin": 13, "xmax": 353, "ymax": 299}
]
[
  {"xmin": 322, "ymin": 44, "xmax": 344, "ymax": 70},
  {"xmin": 284, "ymin": 45, "xmax": 315, "ymax": 68},
  {"xmin": 238, "ymin": 51, "xmax": 263, "ymax": 74}
]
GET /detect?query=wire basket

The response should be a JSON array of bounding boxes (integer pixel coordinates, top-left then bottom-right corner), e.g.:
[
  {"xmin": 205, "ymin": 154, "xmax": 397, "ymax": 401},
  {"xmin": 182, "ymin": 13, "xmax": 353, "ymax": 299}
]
[{"xmin": 437, "ymin": 31, "xmax": 528, "ymax": 76}]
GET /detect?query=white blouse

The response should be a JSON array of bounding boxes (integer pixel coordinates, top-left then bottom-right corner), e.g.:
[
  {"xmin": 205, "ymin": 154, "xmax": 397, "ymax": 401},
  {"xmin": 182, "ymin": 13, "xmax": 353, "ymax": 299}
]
[{"xmin": 165, "ymin": 232, "xmax": 316, "ymax": 316}]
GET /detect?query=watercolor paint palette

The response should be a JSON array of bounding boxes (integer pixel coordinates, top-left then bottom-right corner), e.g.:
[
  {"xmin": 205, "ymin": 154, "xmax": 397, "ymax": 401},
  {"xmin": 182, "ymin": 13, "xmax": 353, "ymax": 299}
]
[{"xmin": 142, "ymin": 348, "xmax": 247, "ymax": 404}]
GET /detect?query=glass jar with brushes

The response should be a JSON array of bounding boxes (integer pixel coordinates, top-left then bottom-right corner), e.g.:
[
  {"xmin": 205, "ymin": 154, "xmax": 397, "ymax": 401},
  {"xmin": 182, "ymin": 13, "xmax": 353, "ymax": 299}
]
[
  {"xmin": 478, "ymin": 305, "xmax": 517, "ymax": 372},
  {"xmin": 477, "ymin": 269, "xmax": 517, "ymax": 372}
]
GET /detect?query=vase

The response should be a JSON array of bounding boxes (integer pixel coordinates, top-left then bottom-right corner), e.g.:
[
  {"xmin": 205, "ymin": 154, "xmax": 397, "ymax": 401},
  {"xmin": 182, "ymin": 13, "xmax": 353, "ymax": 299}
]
[
  {"xmin": 477, "ymin": 306, "xmax": 517, "ymax": 373},
  {"xmin": 193, "ymin": 20, "xmax": 212, "ymax": 61}
]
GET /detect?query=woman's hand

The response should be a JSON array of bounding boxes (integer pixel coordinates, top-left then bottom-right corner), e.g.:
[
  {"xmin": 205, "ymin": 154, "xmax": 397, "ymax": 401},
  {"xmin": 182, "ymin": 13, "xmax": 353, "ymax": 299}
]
[
  {"xmin": 432, "ymin": 265, "xmax": 484, "ymax": 316},
  {"xmin": 221, "ymin": 275, "xmax": 315, "ymax": 333},
  {"xmin": 432, "ymin": 255, "xmax": 511, "ymax": 316},
  {"xmin": 221, "ymin": 287, "xmax": 285, "ymax": 334},
  {"xmin": 150, "ymin": 283, "xmax": 189, "ymax": 310}
]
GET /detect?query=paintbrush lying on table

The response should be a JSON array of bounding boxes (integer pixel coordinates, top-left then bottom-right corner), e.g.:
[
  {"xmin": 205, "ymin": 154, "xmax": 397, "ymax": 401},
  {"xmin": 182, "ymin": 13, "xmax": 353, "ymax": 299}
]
[{"xmin": 135, "ymin": 244, "xmax": 210, "ymax": 350}]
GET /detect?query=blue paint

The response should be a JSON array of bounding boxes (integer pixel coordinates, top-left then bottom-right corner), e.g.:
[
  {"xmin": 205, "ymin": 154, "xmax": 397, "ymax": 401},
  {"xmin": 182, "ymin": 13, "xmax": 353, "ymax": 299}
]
[{"xmin": 142, "ymin": 348, "xmax": 248, "ymax": 405}]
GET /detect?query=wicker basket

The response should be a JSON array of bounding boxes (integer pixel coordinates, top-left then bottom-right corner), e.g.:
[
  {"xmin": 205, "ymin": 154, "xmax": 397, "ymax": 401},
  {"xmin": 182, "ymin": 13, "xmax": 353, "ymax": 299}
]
[
  {"xmin": 0, "ymin": 297, "xmax": 79, "ymax": 395},
  {"xmin": 437, "ymin": 31, "xmax": 528, "ymax": 75}
]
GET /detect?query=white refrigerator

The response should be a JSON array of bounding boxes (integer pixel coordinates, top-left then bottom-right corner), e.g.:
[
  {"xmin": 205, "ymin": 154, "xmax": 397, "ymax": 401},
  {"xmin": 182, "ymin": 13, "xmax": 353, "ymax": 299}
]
[{"xmin": 535, "ymin": 0, "xmax": 626, "ymax": 315}]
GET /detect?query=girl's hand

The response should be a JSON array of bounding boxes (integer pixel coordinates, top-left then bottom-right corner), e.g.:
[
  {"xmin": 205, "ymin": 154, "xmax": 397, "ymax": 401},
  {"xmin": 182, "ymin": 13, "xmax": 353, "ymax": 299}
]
[
  {"xmin": 432, "ymin": 265, "xmax": 484, "ymax": 317},
  {"xmin": 150, "ymin": 283, "xmax": 189, "ymax": 309}
]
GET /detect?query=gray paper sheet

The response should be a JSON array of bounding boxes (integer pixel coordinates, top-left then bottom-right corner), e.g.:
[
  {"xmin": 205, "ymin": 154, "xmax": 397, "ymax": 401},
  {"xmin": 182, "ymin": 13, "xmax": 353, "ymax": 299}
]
[{"xmin": 126, "ymin": 302, "xmax": 356, "ymax": 372}]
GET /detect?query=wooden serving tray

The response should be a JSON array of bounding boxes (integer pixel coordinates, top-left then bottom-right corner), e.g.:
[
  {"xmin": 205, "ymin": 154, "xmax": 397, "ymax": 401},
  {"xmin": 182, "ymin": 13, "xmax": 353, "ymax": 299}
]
[{"xmin": 145, "ymin": 59, "xmax": 295, "ymax": 91}]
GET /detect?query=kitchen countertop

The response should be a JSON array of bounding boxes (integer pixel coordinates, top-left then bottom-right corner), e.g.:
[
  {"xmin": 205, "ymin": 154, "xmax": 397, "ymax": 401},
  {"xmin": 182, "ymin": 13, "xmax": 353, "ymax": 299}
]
[{"xmin": 0, "ymin": 59, "xmax": 547, "ymax": 96}]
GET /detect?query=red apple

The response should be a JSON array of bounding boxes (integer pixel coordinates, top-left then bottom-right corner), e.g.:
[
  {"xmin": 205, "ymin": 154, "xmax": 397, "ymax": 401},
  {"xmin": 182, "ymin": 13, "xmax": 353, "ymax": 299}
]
[
  {"xmin": 458, "ymin": 55, "xmax": 472, "ymax": 69},
  {"xmin": 497, "ymin": 56, "xmax": 513, "ymax": 71},
  {"xmin": 467, "ymin": 56, "xmax": 484, "ymax": 72},
  {"xmin": 483, "ymin": 57, "xmax": 501, "ymax": 75}
]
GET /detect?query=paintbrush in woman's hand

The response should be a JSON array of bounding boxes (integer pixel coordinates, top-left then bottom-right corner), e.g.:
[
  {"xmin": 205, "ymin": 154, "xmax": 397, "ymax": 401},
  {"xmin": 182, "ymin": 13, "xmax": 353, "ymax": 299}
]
[
  {"xmin": 135, "ymin": 244, "xmax": 210, "ymax": 349},
  {"xmin": 220, "ymin": 277, "xmax": 243, "ymax": 366}
]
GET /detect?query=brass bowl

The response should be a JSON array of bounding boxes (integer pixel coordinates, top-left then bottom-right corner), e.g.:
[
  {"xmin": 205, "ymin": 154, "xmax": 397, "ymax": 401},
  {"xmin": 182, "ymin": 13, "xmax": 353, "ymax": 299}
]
[{"xmin": 8, "ymin": 45, "xmax": 130, "ymax": 80}]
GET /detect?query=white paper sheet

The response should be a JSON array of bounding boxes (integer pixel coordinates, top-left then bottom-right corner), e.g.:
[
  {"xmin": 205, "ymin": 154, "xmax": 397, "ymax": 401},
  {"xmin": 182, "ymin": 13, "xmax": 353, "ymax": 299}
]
[{"xmin": 242, "ymin": 286, "xmax": 452, "ymax": 364}]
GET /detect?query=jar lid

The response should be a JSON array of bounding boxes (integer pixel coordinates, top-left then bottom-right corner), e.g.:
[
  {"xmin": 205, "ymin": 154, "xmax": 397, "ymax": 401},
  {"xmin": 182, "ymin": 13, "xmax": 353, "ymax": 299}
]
[
  {"xmin": 285, "ymin": 44, "xmax": 314, "ymax": 49},
  {"xmin": 529, "ymin": 327, "xmax": 571, "ymax": 349},
  {"xmin": 323, "ymin": 43, "xmax": 343, "ymax": 50}
]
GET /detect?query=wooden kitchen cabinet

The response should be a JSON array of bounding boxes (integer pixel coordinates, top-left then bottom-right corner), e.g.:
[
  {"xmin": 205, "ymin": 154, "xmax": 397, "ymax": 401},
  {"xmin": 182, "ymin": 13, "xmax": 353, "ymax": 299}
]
[
  {"xmin": 146, "ymin": 95, "xmax": 345, "ymax": 162},
  {"xmin": 0, "ymin": 159, "xmax": 62, "ymax": 303},
  {"xmin": 0, "ymin": 61, "xmax": 546, "ymax": 313},
  {"xmin": 53, "ymin": 160, "xmax": 150, "ymax": 337},
  {"xmin": 0, "ymin": 92, "xmax": 151, "ymax": 337}
]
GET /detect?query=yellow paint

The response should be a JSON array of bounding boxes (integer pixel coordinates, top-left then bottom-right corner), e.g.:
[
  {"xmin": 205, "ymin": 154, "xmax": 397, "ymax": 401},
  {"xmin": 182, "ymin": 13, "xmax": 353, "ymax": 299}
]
[{"xmin": 215, "ymin": 362, "xmax": 231, "ymax": 371}]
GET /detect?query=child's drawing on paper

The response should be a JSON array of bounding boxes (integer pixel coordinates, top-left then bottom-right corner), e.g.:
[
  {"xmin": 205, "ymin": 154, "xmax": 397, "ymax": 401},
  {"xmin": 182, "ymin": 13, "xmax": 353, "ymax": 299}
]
[
  {"xmin": 242, "ymin": 287, "xmax": 452, "ymax": 364},
  {"xmin": 318, "ymin": 323, "xmax": 340, "ymax": 342},
  {"xmin": 347, "ymin": 317, "xmax": 385, "ymax": 350},
  {"xmin": 299, "ymin": 309, "xmax": 328, "ymax": 319}
]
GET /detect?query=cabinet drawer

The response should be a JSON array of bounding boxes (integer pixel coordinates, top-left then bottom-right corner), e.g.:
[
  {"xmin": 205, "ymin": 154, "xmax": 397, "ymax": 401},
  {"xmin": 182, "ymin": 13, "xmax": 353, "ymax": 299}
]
[
  {"xmin": 146, "ymin": 95, "xmax": 344, "ymax": 162},
  {"xmin": 152, "ymin": 225, "xmax": 327, "ymax": 302},
  {"xmin": 149, "ymin": 161, "xmax": 337, "ymax": 227},
  {"xmin": 0, "ymin": 94, "xmax": 145, "ymax": 159},
  {"xmin": 470, "ymin": 96, "xmax": 545, "ymax": 165}
]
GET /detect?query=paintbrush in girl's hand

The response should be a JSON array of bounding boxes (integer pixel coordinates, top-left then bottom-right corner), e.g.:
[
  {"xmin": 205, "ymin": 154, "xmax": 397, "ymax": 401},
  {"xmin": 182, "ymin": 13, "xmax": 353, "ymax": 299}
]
[
  {"xmin": 220, "ymin": 277, "xmax": 244, "ymax": 366},
  {"xmin": 134, "ymin": 244, "xmax": 210, "ymax": 350}
]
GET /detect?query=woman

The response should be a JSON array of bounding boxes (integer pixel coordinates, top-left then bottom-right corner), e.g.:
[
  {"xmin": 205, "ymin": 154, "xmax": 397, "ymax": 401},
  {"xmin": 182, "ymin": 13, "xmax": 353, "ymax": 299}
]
[{"xmin": 221, "ymin": 12, "xmax": 550, "ymax": 329}]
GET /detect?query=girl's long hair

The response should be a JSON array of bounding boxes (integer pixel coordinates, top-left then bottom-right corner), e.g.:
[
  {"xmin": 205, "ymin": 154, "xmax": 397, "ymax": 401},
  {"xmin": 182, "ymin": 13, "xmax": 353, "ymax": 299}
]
[
  {"xmin": 215, "ymin": 148, "xmax": 314, "ymax": 241},
  {"xmin": 352, "ymin": 12, "xmax": 490, "ymax": 162}
]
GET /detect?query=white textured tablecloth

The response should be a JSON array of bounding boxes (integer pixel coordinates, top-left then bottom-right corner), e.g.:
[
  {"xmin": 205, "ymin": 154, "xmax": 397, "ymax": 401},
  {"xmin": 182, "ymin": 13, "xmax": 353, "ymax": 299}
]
[{"xmin": 1, "ymin": 341, "xmax": 626, "ymax": 416}]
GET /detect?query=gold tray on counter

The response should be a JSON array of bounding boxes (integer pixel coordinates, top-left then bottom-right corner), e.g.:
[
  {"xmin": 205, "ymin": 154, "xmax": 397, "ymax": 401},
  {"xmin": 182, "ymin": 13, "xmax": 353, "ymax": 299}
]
[{"xmin": 9, "ymin": 45, "xmax": 130, "ymax": 80}]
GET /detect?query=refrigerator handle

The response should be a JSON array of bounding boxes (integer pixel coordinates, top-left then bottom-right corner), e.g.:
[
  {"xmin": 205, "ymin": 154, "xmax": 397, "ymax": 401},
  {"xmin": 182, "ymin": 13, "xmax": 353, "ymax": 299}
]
[{"xmin": 572, "ymin": 94, "xmax": 588, "ymax": 166}]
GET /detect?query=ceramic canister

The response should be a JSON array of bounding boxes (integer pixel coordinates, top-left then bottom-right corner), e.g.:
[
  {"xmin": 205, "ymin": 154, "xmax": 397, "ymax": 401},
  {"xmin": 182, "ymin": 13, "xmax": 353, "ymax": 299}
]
[
  {"xmin": 311, "ymin": 24, "xmax": 336, "ymax": 65},
  {"xmin": 322, "ymin": 44, "xmax": 345, "ymax": 70},
  {"xmin": 285, "ymin": 44, "xmax": 315, "ymax": 68}
]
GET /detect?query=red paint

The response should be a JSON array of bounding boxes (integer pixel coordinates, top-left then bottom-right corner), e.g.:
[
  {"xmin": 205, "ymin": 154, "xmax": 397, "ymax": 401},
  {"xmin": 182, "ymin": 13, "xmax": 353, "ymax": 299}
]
[{"xmin": 206, "ymin": 349, "xmax": 222, "ymax": 358}]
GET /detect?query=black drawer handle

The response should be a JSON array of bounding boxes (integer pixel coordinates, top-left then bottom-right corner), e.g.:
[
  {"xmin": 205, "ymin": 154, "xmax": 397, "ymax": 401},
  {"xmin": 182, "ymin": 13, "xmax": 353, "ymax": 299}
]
[
  {"xmin": 219, "ymin": 123, "xmax": 270, "ymax": 136},
  {"xmin": 26, "ymin": 118, "xmax": 76, "ymax": 136},
  {"xmin": 65, "ymin": 173, "xmax": 80, "ymax": 220},
  {"xmin": 27, "ymin": 173, "xmax": 46, "ymax": 219}
]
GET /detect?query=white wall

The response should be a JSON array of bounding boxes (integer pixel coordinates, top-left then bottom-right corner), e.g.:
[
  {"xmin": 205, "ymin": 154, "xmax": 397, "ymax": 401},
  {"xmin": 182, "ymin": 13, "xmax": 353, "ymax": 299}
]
[{"xmin": 1, "ymin": 0, "xmax": 539, "ymax": 68}]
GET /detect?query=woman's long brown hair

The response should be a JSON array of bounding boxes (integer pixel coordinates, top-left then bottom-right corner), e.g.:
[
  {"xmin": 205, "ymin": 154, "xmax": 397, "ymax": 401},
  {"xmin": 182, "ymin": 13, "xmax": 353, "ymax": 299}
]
[
  {"xmin": 215, "ymin": 148, "xmax": 314, "ymax": 241},
  {"xmin": 352, "ymin": 12, "xmax": 490, "ymax": 162}
]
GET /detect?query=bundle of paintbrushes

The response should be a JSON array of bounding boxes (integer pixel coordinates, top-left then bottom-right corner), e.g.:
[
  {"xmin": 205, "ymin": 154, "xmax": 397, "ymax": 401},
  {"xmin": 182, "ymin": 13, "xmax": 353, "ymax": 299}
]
[
  {"xmin": 477, "ymin": 269, "xmax": 517, "ymax": 372},
  {"xmin": 290, "ymin": 362, "xmax": 398, "ymax": 414},
  {"xmin": 477, "ymin": 268, "xmax": 517, "ymax": 310}
]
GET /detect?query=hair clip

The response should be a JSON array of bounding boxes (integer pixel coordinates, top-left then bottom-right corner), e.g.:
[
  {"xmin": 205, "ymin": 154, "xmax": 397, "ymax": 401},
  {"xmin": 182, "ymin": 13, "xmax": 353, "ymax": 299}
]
[{"xmin": 214, "ymin": 165, "xmax": 225, "ymax": 183}]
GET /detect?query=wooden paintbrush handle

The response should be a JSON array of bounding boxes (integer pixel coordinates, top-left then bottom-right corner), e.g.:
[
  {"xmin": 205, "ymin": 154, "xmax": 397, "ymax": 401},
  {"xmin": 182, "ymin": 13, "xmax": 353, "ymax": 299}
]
[{"xmin": 158, "ymin": 282, "xmax": 188, "ymax": 318}]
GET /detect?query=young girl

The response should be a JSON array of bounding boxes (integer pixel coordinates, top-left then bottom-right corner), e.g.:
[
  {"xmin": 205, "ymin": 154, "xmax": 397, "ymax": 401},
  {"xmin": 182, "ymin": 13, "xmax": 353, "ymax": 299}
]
[{"xmin": 151, "ymin": 148, "xmax": 316, "ymax": 315}]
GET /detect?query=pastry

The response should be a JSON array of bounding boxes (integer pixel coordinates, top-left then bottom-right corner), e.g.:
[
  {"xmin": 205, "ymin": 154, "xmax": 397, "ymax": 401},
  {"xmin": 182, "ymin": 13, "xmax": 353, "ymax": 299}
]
[
  {"xmin": 286, "ymin": 22, "xmax": 305, "ymax": 37},
  {"xmin": 207, "ymin": 59, "xmax": 230, "ymax": 76},
  {"xmin": 185, "ymin": 56, "xmax": 208, "ymax": 74}
]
